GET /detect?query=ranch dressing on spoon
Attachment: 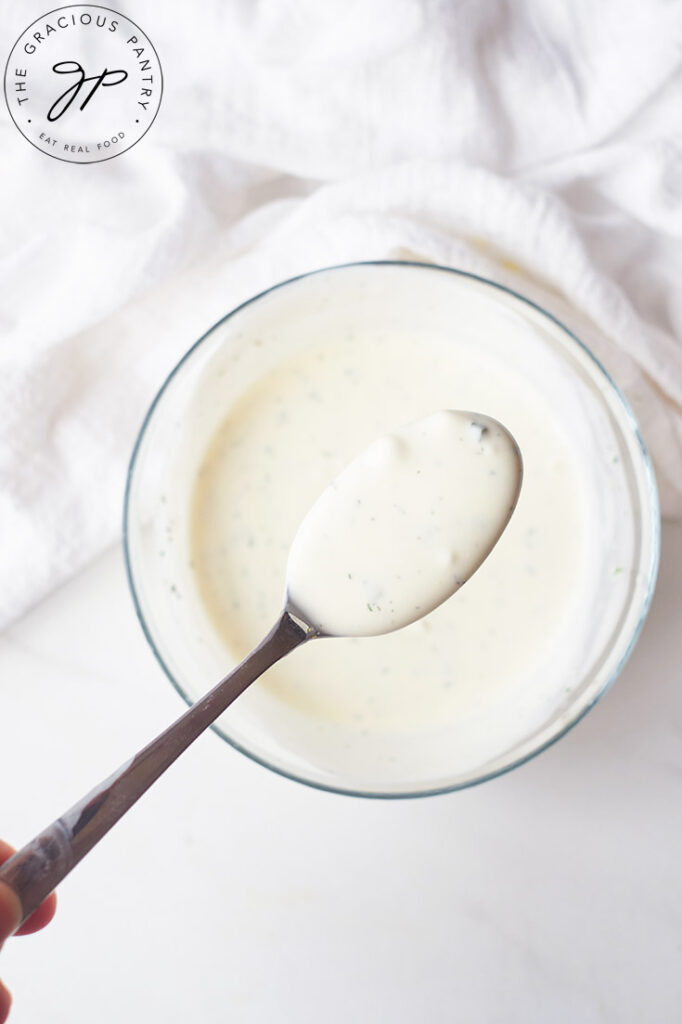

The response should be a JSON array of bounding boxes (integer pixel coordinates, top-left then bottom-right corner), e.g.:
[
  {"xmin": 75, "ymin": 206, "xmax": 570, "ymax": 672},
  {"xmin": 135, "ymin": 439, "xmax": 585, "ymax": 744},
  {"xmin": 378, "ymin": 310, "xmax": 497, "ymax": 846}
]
[{"xmin": 286, "ymin": 410, "xmax": 523, "ymax": 637}]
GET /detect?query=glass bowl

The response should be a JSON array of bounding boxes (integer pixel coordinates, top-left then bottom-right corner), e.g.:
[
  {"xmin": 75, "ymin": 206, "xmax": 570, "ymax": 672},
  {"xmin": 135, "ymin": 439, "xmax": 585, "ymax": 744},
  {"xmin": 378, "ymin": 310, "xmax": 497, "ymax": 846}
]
[{"xmin": 124, "ymin": 262, "xmax": 660, "ymax": 798}]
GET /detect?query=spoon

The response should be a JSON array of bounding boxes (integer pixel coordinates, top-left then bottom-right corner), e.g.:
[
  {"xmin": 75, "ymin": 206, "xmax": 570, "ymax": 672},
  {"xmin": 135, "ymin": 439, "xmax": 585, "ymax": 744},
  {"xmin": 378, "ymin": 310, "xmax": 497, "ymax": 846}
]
[{"xmin": 0, "ymin": 410, "xmax": 522, "ymax": 931}]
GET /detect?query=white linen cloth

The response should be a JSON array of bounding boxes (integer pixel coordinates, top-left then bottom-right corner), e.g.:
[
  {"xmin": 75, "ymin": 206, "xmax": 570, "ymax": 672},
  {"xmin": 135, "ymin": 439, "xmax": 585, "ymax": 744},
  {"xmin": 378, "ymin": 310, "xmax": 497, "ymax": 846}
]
[{"xmin": 1, "ymin": 0, "xmax": 681, "ymax": 628}]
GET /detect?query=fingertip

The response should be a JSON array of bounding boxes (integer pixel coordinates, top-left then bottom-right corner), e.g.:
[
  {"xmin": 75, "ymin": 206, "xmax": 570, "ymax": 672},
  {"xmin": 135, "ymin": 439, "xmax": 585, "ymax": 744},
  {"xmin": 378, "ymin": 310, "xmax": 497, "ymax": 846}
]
[
  {"xmin": 0, "ymin": 843, "xmax": 15, "ymax": 865},
  {"xmin": 15, "ymin": 892, "xmax": 57, "ymax": 937},
  {"xmin": 0, "ymin": 883, "xmax": 21, "ymax": 944},
  {"xmin": 0, "ymin": 979, "xmax": 11, "ymax": 1024}
]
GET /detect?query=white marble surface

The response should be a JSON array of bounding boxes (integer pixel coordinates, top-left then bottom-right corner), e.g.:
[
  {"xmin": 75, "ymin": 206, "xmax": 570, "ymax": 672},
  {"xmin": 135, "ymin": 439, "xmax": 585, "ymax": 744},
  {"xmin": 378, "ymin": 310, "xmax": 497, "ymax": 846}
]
[{"xmin": 1, "ymin": 524, "xmax": 681, "ymax": 1024}]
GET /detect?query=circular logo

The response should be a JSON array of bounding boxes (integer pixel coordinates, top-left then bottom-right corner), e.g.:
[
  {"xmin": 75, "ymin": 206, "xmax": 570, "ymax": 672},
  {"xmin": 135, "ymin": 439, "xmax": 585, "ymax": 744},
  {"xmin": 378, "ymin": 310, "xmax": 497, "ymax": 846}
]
[{"xmin": 3, "ymin": 5, "xmax": 162, "ymax": 163}]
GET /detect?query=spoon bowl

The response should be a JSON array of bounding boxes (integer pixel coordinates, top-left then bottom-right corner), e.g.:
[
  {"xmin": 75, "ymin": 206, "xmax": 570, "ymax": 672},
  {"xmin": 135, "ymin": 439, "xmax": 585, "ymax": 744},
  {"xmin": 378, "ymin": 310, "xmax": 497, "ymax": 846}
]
[{"xmin": 286, "ymin": 410, "xmax": 522, "ymax": 637}]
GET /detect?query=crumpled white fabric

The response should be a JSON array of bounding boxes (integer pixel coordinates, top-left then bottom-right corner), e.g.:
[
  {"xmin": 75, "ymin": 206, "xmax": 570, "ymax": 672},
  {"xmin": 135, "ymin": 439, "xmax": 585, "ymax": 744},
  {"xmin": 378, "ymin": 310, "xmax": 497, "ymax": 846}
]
[{"xmin": 1, "ymin": 0, "xmax": 681, "ymax": 628}]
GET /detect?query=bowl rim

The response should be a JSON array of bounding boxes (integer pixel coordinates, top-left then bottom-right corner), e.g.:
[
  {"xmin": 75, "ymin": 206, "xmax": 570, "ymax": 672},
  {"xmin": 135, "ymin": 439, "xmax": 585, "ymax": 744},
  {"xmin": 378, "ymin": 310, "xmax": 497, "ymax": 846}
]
[{"xmin": 123, "ymin": 260, "xmax": 661, "ymax": 799}]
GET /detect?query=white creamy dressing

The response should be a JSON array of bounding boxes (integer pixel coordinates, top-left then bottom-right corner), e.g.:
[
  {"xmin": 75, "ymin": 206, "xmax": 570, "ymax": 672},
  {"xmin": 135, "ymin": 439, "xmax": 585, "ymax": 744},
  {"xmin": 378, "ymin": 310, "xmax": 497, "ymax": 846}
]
[
  {"xmin": 189, "ymin": 326, "xmax": 587, "ymax": 740},
  {"xmin": 286, "ymin": 411, "xmax": 522, "ymax": 637},
  {"xmin": 133, "ymin": 265, "xmax": 650, "ymax": 790}
]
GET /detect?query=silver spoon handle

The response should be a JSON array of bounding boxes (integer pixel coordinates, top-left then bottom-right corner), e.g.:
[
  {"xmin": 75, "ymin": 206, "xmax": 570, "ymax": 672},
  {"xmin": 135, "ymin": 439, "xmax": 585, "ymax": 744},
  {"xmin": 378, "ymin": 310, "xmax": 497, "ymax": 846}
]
[{"xmin": 0, "ymin": 610, "xmax": 310, "ymax": 931}]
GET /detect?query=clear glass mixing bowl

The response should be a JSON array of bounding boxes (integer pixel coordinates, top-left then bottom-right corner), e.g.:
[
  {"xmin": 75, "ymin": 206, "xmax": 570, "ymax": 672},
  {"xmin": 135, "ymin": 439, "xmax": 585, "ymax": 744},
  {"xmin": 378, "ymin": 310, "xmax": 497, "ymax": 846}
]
[{"xmin": 124, "ymin": 262, "xmax": 660, "ymax": 798}]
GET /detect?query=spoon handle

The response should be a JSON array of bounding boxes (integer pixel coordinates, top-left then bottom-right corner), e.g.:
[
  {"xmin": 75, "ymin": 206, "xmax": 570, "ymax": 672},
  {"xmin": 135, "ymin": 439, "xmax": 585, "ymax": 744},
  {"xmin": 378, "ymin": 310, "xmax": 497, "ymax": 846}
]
[{"xmin": 0, "ymin": 610, "xmax": 309, "ymax": 931}]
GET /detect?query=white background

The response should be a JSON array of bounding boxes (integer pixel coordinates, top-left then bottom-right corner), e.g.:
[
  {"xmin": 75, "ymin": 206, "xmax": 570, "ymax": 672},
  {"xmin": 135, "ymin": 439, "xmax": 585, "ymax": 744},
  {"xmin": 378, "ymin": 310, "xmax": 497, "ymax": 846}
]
[
  {"xmin": 1, "ymin": 522, "xmax": 680, "ymax": 1023},
  {"xmin": 2, "ymin": 1, "xmax": 682, "ymax": 1020}
]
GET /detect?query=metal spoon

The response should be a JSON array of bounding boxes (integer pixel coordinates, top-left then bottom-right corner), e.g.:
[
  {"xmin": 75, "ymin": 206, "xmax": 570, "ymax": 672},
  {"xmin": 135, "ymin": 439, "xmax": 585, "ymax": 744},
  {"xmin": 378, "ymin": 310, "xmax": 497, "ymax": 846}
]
[{"xmin": 0, "ymin": 411, "xmax": 522, "ymax": 930}]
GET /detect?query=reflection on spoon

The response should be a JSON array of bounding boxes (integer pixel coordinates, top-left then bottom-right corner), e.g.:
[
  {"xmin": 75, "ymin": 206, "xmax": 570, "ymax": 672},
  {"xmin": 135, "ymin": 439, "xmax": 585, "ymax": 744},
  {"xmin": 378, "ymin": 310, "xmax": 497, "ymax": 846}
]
[{"xmin": 0, "ymin": 410, "xmax": 522, "ymax": 930}]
